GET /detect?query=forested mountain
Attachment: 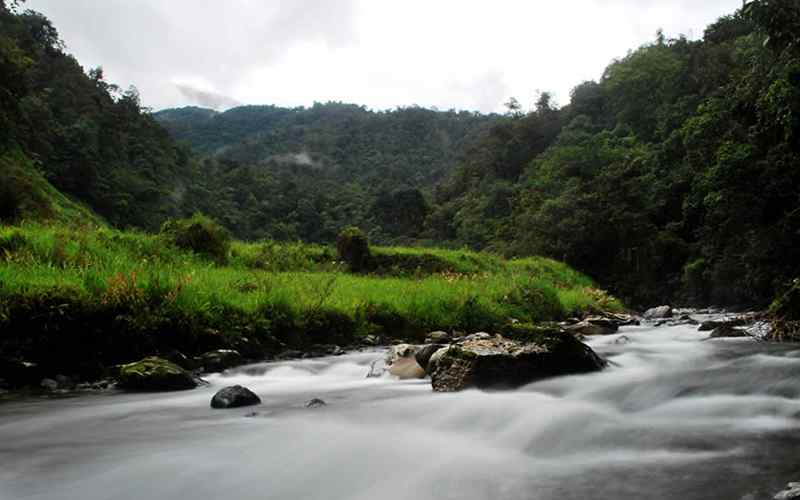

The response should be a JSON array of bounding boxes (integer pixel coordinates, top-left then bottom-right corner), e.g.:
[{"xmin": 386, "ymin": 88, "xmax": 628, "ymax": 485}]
[
  {"xmin": 153, "ymin": 103, "xmax": 498, "ymax": 242},
  {"xmin": 427, "ymin": 4, "xmax": 800, "ymax": 307},
  {"xmin": 1, "ymin": 0, "xmax": 798, "ymax": 308},
  {"xmin": 0, "ymin": 1, "xmax": 202, "ymax": 230}
]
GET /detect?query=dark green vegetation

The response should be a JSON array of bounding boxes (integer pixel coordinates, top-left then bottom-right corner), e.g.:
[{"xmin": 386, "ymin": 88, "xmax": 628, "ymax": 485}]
[
  {"xmin": 430, "ymin": 3, "xmax": 800, "ymax": 307},
  {"xmin": 154, "ymin": 103, "xmax": 496, "ymax": 242},
  {"xmin": 0, "ymin": 223, "xmax": 618, "ymax": 384},
  {"xmin": 1, "ymin": 0, "xmax": 798, "ymax": 317},
  {"xmin": 153, "ymin": 3, "xmax": 800, "ymax": 308}
]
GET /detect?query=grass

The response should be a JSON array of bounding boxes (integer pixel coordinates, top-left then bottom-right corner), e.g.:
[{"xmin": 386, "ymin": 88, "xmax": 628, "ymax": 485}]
[{"xmin": 0, "ymin": 222, "xmax": 622, "ymax": 380}]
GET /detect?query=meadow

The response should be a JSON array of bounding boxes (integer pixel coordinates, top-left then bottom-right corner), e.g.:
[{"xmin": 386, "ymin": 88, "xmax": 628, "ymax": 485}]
[{"xmin": 0, "ymin": 220, "xmax": 621, "ymax": 380}]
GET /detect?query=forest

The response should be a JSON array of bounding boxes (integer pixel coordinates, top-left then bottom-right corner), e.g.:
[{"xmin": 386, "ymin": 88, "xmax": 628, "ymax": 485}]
[{"xmin": 1, "ymin": 0, "xmax": 798, "ymax": 308}]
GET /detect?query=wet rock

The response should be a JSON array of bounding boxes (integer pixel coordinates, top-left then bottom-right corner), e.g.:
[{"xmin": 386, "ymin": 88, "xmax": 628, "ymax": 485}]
[
  {"xmin": 305, "ymin": 398, "xmax": 327, "ymax": 408},
  {"xmin": 198, "ymin": 349, "xmax": 243, "ymax": 373},
  {"xmin": 565, "ymin": 320, "xmax": 617, "ymax": 336},
  {"xmin": 309, "ymin": 344, "xmax": 344, "ymax": 357},
  {"xmin": 388, "ymin": 357, "xmax": 427, "ymax": 379},
  {"xmin": 431, "ymin": 333, "xmax": 606, "ymax": 392},
  {"xmin": 275, "ymin": 350, "xmax": 304, "ymax": 360},
  {"xmin": 426, "ymin": 346, "xmax": 452, "ymax": 376},
  {"xmin": 643, "ymin": 305, "xmax": 673, "ymax": 320},
  {"xmin": 614, "ymin": 335, "xmax": 631, "ymax": 345},
  {"xmin": 244, "ymin": 411, "xmax": 259, "ymax": 418},
  {"xmin": 164, "ymin": 350, "xmax": 196, "ymax": 370},
  {"xmin": 698, "ymin": 320, "xmax": 721, "ymax": 332},
  {"xmin": 463, "ymin": 332, "xmax": 492, "ymax": 342},
  {"xmin": 55, "ymin": 375, "xmax": 75, "ymax": 389},
  {"xmin": 361, "ymin": 335, "xmax": 379, "ymax": 346},
  {"xmin": 709, "ymin": 324, "xmax": 748, "ymax": 338},
  {"xmin": 774, "ymin": 482, "xmax": 800, "ymax": 500},
  {"xmin": 385, "ymin": 344, "xmax": 419, "ymax": 365},
  {"xmin": 210, "ymin": 385, "xmax": 261, "ymax": 409},
  {"xmin": 677, "ymin": 314, "xmax": 700, "ymax": 326},
  {"xmin": 117, "ymin": 356, "xmax": 198, "ymax": 391},
  {"xmin": 40, "ymin": 378, "xmax": 59, "ymax": 391},
  {"xmin": 415, "ymin": 344, "xmax": 446, "ymax": 373},
  {"xmin": 425, "ymin": 331, "xmax": 451, "ymax": 343}
]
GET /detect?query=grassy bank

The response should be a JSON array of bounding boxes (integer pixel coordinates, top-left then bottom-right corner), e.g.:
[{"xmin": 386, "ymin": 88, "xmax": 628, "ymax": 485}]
[{"xmin": 0, "ymin": 222, "xmax": 621, "ymax": 382}]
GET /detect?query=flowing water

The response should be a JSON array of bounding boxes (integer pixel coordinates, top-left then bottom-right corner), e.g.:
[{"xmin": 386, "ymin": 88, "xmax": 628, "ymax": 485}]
[{"xmin": 2, "ymin": 317, "xmax": 800, "ymax": 500}]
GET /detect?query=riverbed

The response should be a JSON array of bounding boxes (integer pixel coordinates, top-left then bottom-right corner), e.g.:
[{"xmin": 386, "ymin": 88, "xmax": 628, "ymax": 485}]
[{"xmin": 2, "ymin": 318, "xmax": 800, "ymax": 500}]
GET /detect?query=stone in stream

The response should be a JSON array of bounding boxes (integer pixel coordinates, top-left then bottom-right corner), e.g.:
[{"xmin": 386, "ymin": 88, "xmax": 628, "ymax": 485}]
[
  {"xmin": 564, "ymin": 320, "xmax": 617, "ymax": 336},
  {"xmin": 415, "ymin": 344, "xmax": 446, "ymax": 373},
  {"xmin": 643, "ymin": 305, "xmax": 673, "ymax": 320},
  {"xmin": 425, "ymin": 331, "xmax": 451, "ymax": 343},
  {"xmin": 774, "ymin": 482, "xmax": 800, "ymax": 500},
  {"xmin": 709, "ymin": 324, "xmax": 749, "ymax": 338},
  {"xmin": 385, "ymin": 344, "xmax": 426, "ymax": 379},
  {"xmin": 305, "ymin": 398, "xmax": 327, "ymax": 408},
  {"xmin": 430, "ymin": 333, "xmax": 606, "ymax": 392},
  {"xmin": 197, "ymin": 349, "xmax": 243, "ymax": 373},
  {"xmin": 117, "ymin": 356, "xmax": 198, "ymax": 391},
  {"xmin": 210, "ymin": 385, "xmax": 261, "ymax": 409}
]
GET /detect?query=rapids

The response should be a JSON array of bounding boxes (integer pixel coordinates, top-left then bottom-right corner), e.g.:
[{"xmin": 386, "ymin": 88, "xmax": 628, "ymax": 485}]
[{"xmin": 2, "ymin": 316, "xmax": 800, "ymax": 500}]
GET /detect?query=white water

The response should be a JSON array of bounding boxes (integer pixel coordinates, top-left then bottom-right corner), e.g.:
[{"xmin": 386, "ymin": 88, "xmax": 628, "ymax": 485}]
[{"xmin": 2, "ymin": 319, "xmax": 800, "ymax": 500}]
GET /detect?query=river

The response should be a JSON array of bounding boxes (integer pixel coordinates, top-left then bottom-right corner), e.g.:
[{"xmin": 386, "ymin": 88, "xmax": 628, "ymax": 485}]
[{"xmin": 2, "ymin": 316, "xmax": 800, "ymax": 500}]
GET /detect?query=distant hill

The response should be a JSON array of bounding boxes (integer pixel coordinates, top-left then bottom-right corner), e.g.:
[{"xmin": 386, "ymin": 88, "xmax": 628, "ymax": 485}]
[{"xmin": 154, "ymin": 103, "xmax": 499, "ymax": 188}]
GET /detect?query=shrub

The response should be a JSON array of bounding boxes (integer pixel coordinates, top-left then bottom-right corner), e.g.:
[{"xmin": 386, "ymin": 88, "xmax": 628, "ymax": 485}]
[
  {"xmin": 336, "ymin": 226, "xmax": 371, "ymax": 272},
  {"xmin": 161, "ymin": 214, "xmax": 231, "ymax": 264}
]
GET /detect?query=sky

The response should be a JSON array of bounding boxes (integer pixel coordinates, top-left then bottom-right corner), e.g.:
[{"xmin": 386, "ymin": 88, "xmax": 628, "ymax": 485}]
[{"xmin": 25, "ymin": 0, "xmax": 744, "ymax": 113}]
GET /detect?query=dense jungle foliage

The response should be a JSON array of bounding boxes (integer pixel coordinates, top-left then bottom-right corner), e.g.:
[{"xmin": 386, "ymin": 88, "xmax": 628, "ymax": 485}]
[{"xmin": 1, "ymin": 0, "xmax": 798, "ymax": 308}]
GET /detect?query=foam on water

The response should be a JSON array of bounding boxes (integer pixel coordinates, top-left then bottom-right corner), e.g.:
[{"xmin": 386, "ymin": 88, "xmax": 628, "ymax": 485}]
[{"xmin": 2, "ymin": 318, "xmax": 799, "ymax": 500}]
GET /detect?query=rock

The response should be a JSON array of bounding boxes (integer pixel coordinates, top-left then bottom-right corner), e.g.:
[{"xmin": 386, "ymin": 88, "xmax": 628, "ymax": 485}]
[
  {"xmin": 426, "ymin": 346, "xmax": 452, "ymax": 376},
  {"xmin": 415, "ymin": 344, "xmax": 446, "ymax": 373},
  {"xmin": 210, "ymin": 385, "xmax": 261, "ymax": 409},
  {"xmin": 425, "ymin": 331, "xmax": 451, "ymax": 343},
  {"xmin": 361, "ymin": 335, "xmax": 379, "ymax": 346},
  {"xmin": 244, "ymin": 411, "xmax": 259, "ymax": 418},
  {"xmin": 565, "ymin": 320, "xmax": 617, "ymax": 336},
  {"xmin": 305, "ymin": 398, "xmax": 327, "ymax": 408},
  {"xmin": 54, "ymin": 374, "xmax": 74, "ymax": 389},
  {"xmin": 388, "ymin": 357, "xmax": 427, "ymax": 379},
  {"xmin": 385, "ymin": 344, "xmax": 419, "ymax": 365},
  {"xmin": 643, "ymin": 305, "xmax": 673, "ymax": 320},
  {"xmin": 463, "ymin": 332, "xmax": 492, "ymax": 342},
  {"xmin": 698, "ymin": 320, "xmax": 721, "ymax": 331},
  {"xmin": 40, "ymin": 378, "xmax": 59, "ymax": 391},
  {"xmin": 430, "ymin": 333, "xmax": 606, "ymax": 392},
  {"xmin": 775, "ymin": 482, "xmax": 800, "ymax": 500},
  {"xmin": 709, "ymin": 324, "xmax": 748, "ymax": 338},
  {"xmin": 198, "ymin": 349, "xmax": 243, "ymax": 373},
  {"xmin": 585, "ymin": 316, "xmax": 621, "ymax": 330},
  {"xmin": 275, "ymin": 350, "xmax": 303, "ymax": 360},
  {"xmin": 676, "ymin": 314, "xmax": 700, "ymax": 325},
  {"xmin": 309, "ymin": 344, "xmax": 344, "ymax": 356},
  {"xmin": 117, "ymin": 356, "xmax": 198, "ymax": 391},
  {"xmin": 614, "ymin": 335, "xmax": 631, "ymax": 345}
]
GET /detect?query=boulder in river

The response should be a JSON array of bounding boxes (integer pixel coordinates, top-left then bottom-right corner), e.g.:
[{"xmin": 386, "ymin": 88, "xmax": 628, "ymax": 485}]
[
  {"xmin": 197, "ymin": 349, "xmax": 243, "ymax": 373},
  {"xmin": 643, "ymin": 305, "xmax": 673, "ymax": 320},
  {"xmin": 774, "ymin": 482, "xmax": 800, "ymax": 500},
  {"xmin": 415, "ymin": 344, "xmax": 446, "ymax": 373},
  {"xmin": 709, "ymin": 324, "xmax": 749, "ymax": 338},
  {"xmin": 385, "ymin": 343, "xmax": 426, "ymax": 379},
  {"xmin": 305, "ymin": 398, "xmax": 327, "ymax": 408},
  {"xmin": 210, "ymin": 385, "xmax": 261, "ymax": 409},
  {"xmin": 430, "ymin": 333, "xmax": 606, "ymax": 392},
  {"xmin": 117, "ymin": 356, "xmax": 198, "ymax": 391},
  {"xmin": 564, "ymin": 320, "xmax": 617, "ymax": 336},
  {"xmin": 425, "ymin": 331, "xmax": 451, "ymax": 343}
]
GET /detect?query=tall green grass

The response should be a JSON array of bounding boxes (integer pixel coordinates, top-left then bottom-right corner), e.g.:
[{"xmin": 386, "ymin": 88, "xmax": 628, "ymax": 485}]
[{"xmin": 0, "ymin": 223, "xmax": 622, "ymax": 376}]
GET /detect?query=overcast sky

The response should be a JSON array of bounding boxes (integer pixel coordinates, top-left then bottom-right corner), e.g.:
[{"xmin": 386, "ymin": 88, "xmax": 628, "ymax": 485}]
[{"xmin": 25, "ymin": 0, "xmax": 743, "ymax": 113}]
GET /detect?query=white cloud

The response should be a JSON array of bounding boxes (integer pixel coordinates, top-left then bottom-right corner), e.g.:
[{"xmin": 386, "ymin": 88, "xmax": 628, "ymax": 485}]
[{"xmin": 25, "ymin": 0, "xmax": 743, "ymax": 112}]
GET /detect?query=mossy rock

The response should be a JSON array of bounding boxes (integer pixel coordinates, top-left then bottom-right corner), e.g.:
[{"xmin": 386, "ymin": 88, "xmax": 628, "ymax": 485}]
[{"xmin": 117, "ymin": 356, "xmax": 198, "ymax": 391}]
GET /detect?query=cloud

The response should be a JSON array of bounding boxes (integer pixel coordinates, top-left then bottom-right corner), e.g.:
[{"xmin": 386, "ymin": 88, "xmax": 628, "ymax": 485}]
[
  {"xmin": 174, "ymin": 83, "xmax": 241, "ymax": 111},
  {"xmin": 25, "ymin": 0, "xmax": 743, "ymax": 113}
]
